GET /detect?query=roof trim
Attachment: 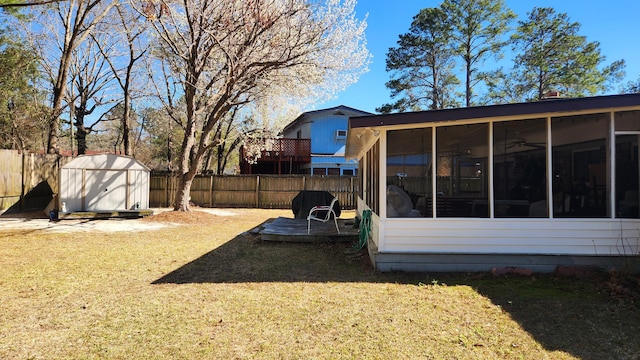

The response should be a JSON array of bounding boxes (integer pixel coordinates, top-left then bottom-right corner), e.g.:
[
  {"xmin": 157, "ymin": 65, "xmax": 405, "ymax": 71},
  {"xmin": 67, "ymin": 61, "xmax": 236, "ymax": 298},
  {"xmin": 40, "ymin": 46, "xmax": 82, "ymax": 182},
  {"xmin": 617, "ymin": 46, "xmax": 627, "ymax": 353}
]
[
  {"xmin": 62, "ymin": 154, "xmax": 150, "ymax": 171},
  {"xmin": 350, "ymin": 94, "xmax": 640, "ymax": 129}
]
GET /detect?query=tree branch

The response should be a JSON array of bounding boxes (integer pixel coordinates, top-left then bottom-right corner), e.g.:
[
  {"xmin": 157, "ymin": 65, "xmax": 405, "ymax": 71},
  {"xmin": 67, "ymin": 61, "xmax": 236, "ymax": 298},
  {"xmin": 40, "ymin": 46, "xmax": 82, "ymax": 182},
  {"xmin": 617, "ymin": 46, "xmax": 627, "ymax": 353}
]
[{"xmin": 0, "ymin": 0, "xmax": 65, "ymax": 8}]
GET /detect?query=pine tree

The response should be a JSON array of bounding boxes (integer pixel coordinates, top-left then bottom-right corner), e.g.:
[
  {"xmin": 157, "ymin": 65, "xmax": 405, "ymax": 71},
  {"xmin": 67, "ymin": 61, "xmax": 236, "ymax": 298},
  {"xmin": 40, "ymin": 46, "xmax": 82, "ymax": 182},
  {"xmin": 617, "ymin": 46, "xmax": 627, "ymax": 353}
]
[
  {"xmin": 378, "ymin": 7, "xmax": 459, "ymax": 113},
  {"xmin": 510, "ymin": 7, "xmax": 625, "ymax": 101}
]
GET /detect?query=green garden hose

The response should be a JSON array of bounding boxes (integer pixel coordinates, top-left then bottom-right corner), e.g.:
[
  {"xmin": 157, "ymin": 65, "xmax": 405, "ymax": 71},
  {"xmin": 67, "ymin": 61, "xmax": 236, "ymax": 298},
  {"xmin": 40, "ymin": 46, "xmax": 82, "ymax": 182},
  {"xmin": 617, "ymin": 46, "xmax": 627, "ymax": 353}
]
[{"xmin": 354, "ymin": 209, "xmax": 371, "ymax": 250}]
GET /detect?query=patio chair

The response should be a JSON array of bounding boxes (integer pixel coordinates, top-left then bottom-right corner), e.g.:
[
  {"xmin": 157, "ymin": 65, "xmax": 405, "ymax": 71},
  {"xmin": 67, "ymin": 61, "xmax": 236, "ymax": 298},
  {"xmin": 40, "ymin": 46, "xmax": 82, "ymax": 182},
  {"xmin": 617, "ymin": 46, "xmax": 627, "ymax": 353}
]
[{"xmin": 307, "ymin": 197, "xmax": 340, "ymax": 234}]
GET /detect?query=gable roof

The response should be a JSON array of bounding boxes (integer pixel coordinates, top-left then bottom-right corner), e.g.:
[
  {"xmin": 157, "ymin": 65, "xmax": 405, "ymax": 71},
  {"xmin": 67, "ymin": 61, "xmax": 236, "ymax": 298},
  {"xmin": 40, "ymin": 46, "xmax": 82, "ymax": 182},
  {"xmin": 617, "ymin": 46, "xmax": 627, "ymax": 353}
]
[
  {"xmin": 282, "ymin": 105, "xmax": 372, "ymax": 135},
  {"xmin": 62, "ymin": 154, "xmax": 149, "ymax": 171}
]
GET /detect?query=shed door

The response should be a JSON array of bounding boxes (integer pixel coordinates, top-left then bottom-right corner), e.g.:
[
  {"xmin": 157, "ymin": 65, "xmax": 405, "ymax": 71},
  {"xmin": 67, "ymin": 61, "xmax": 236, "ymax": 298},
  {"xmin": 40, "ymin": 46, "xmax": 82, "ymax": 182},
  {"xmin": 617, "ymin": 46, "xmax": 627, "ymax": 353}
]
[{"xmin": 85, "ymin": 170, "xmax": 127, "ymax": 211}]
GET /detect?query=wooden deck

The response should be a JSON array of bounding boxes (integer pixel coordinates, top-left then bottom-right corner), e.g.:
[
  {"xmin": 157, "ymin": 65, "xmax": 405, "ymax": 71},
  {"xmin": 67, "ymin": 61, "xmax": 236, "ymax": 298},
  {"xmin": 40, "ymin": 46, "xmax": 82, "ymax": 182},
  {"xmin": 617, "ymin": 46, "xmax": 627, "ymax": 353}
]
[{"xmin": 259, "ymin": 216, "xmax": 360, "ymax": 242}]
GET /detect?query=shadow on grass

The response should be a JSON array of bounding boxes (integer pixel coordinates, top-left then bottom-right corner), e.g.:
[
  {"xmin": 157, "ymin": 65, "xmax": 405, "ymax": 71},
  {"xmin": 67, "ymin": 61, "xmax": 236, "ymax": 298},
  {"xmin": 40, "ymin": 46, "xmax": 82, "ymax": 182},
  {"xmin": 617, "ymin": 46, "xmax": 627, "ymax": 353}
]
[
  {"xmin": 435, "ymin": 274, "xmax": 640, "ymax": 360},
  {"xmin": 153, "ymin": 230, "xmax": 640, "ymax": 360},
  {"xmin": 152, "ymin": 231, "xmax": 388, "ymax": 284}
]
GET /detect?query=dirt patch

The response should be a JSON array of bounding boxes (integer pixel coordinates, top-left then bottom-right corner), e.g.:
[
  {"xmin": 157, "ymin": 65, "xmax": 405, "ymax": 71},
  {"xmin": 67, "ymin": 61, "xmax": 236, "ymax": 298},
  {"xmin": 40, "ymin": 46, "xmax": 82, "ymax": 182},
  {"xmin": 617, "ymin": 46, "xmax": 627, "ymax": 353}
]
[{"xmin": 142, "ymin": 209, "xmax": 228, "ymax": 225}]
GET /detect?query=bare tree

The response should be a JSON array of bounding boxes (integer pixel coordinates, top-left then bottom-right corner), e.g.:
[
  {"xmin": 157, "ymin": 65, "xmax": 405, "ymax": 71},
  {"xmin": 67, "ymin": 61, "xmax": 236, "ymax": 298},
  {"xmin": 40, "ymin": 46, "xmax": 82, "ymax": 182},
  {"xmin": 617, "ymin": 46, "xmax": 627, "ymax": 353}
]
[
  {"xmin": 65, "ymin": 37, "xmax": 117, "ymax": 155},
  {"xmin": 139, "ymin": 105, "xmax": 183, "ymax": 171},
  {"xmin": 147, "ymin": 0, "xmax": 369, "ymax": 211},
  {"xmin": 201, "ymin": 106, "xmax": 241, "ymax": 174},
  {"xmin": 0, "ymin": 0, "xmax": 65, "ymax": 9},
  {"xmin": 93, "ymin": 2, "xmax": 150, "ymax": 156},
  {"xmin": 26, "ymin": 0, "xmax": 118, "ymax": 154}
]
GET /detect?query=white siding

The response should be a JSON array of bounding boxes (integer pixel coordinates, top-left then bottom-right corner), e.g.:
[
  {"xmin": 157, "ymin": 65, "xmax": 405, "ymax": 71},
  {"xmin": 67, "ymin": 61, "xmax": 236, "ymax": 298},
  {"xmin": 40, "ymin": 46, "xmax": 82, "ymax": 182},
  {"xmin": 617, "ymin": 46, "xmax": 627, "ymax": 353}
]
[
  {"xmin": 85, "ymin": 170, "xmax": 127, "ymax": 211},
  {"xmin": 129, "ymin": 170, "xmax": 149, "ymax": 209},
  {"xmin": 59, "ymin": 168, "xmax": 83, "ymax": 212},
  {"xmin": 380, "ymin": 218, "xmax": 640, "ymax": 256},
  {"xmin": 59, "ymin": 154, "xmax": 150, "ymax": 212}
]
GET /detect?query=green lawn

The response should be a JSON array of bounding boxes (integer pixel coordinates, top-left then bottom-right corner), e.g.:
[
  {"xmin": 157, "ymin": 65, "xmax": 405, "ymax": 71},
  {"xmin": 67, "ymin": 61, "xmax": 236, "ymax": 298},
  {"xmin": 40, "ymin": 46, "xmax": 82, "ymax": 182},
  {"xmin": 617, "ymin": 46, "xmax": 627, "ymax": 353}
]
[{"xmin": 0, "ymin": 209, "xmax": 638, "ymax": 359}]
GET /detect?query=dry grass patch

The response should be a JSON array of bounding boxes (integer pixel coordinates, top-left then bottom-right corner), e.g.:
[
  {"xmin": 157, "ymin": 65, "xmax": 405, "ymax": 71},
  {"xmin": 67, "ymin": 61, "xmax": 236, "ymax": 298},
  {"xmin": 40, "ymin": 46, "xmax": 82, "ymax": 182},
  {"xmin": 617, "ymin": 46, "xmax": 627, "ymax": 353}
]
[{"xmin": 1, "ymin": 208, "xmax": 638, "ymax": 359}]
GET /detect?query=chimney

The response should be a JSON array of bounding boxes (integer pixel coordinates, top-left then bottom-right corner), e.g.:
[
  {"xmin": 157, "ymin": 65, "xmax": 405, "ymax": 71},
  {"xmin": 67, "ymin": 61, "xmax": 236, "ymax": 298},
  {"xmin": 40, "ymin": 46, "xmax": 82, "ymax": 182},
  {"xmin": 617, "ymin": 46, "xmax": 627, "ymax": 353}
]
[{"xmin": 541, "ymin": 91, "xmax": 561, "ymax": 100}]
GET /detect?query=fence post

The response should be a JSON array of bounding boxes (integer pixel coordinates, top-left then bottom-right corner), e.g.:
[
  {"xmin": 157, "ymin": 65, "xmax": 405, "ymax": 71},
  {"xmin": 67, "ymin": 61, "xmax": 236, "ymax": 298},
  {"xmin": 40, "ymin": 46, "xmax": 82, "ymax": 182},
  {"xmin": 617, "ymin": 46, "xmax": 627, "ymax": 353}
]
[
  {"xmin": 350, "ymin": 176, "xmax": 355, "ymax": 210},
  {"xmin": 255, "ymin": 175, "xmax": 260, "ymax": 208},
  {"xmin": 209, "ymin": 175, "xmax": 214, "ymax": 208},
  {"xmin": 165, "ymin": 176, "xmax": 169, "ymax": 207},
  {"xmin": 20, "ymin": 152, "xmax": 26, "ymax": 211}
]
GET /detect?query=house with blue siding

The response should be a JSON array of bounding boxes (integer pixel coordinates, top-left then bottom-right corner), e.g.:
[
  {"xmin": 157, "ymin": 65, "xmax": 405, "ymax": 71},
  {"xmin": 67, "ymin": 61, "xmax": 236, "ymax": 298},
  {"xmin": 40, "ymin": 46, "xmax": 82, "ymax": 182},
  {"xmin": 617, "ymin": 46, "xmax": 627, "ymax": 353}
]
[{"xmin": 282, "ymin": 105, "xmax": 371, "ymax": 175}]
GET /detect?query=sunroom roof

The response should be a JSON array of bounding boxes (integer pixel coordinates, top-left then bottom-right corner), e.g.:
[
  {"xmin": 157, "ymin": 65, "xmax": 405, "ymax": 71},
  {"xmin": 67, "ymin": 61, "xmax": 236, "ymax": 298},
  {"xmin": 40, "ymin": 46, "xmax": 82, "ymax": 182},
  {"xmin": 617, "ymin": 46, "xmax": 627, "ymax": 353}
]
[
  {"xmin": 346, "ymin": 94, "xmax": 640, "ymax": 160},
  {"xmin": 350, "ymin": 93, "xmax": 640, "ymax": 129}
]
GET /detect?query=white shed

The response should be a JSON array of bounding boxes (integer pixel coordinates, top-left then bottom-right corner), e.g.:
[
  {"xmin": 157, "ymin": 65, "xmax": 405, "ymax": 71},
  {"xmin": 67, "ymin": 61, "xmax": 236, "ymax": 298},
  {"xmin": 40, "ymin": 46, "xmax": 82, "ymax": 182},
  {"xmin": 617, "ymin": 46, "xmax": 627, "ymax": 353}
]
[{"xmin": 59, "ymin": 154, "xmax": 150, "ymax": 213}]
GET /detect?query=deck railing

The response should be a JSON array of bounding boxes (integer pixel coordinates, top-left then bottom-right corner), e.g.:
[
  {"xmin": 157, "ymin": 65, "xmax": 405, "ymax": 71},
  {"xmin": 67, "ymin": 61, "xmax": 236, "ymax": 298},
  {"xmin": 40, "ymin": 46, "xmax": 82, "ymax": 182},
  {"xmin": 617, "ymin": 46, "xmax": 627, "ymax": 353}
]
[{"xmin": 240, "ymin": 138, "xmax": 311, "ymax": 162}]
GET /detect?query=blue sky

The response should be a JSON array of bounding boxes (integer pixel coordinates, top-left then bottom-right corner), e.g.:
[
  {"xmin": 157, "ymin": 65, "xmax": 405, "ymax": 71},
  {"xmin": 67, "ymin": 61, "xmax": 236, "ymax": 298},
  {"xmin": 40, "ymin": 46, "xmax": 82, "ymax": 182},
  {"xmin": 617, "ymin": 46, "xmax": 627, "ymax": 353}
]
[{"xmin": 318, "ymin": 0, "xmax": 640, "ymax": 113}]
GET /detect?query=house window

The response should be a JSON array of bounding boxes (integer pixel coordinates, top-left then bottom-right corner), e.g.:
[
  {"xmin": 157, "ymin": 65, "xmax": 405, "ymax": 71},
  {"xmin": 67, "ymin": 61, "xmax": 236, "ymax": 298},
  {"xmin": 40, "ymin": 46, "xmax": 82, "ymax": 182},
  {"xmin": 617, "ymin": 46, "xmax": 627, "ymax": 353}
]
[
  {"xmin": 386, "ymin": 128, "xmax": 432, "ymax": 217},
  {"xmin": 552, "ymin": 113, "xmax": 609, "ymax": 218},
  {"xmin": 343, "ymin": 169, "xmax": 354, "ymax": 176},
  {"xmin": 335, "ymin": 130, "xmax": 347, "ymax": 140},
  {"xmin": 312, "ymin": 168, "xmax": 327, "ymax": 176},
  {"xmin": 493, "ymin": 119, "xmax": 547, "ymax": 217},
  {"xmin": 328, "ymin": 168, "xmax": 340, "ymax": 175}
]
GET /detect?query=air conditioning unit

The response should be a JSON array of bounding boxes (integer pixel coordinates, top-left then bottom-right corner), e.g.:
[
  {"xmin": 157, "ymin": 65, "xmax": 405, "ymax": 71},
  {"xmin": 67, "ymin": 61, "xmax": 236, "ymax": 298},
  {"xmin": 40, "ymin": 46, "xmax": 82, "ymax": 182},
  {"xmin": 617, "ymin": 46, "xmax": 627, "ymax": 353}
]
[{"xmin": 335, "ymin": 129, "xmax": 347, "ymax": 140}]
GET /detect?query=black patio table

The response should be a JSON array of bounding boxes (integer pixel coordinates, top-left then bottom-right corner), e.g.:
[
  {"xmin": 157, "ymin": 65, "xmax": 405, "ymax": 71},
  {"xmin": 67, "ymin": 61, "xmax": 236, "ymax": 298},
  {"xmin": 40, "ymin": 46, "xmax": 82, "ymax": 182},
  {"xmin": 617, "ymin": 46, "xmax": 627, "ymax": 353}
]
[{"xmin": 291, "ymin": 190, "xmax": 341, "ymax": 219}]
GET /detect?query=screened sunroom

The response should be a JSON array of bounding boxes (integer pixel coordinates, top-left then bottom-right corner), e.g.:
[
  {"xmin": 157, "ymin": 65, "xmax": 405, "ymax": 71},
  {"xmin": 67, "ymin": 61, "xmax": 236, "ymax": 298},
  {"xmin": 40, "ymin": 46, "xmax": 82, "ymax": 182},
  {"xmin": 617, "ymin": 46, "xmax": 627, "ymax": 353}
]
[{"xmin": 347, "ymin": 94, "xmax": 640, "ymax": 272}]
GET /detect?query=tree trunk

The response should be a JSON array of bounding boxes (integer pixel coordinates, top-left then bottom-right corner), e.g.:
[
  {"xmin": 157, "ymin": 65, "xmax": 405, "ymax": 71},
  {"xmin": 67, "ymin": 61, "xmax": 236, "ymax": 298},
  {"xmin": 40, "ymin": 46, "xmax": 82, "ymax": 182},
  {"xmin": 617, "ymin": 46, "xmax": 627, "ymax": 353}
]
[
  {"xmin": 122, "ymin": 96, "xmax": 131, "ymax": 155},
  {"xmin": 75, "ymin": 116, "xmax": 89, "ymax": 155},
  {"xmin": 47, "ymin": 56, "xmax": 70, "ymax": 154},
  {"xmin": 173, "ymin": 174, "xmax": 193, "ymax": 211},
  {"xmin": 171, "ymin": 65, "xmax": 199, "ymax": 211},
  {"xmin": 121, "ymin": 49, "xmax": 135, "ymax": 156},
  {"xmin": 44, "ymin": 0, "xmax": 118, "ymax": 154},
  {"xmin": 465, "ymin": 54, "xmax": 472, "ymax": 107},
  {"xmin": 46, "ymin": 2, "xmax": 76, "ymax": 155},
  {"xmin": 216, "ymin": 144, "xmax": 224, "ymax": 175},
  {"xmin": 166, "ymin": 117, "xmax": 173, "ymax": 170},
  {"xmin": 75, "ymin": 123, "xmax": 89, "ymax": 155}
]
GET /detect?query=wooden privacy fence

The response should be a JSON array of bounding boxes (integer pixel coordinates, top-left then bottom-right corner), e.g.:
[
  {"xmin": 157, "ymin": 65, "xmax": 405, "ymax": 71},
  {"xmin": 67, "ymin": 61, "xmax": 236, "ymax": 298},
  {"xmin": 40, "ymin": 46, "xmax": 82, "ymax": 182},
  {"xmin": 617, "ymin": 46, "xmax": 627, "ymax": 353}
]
[
  {"xmin": 150, "ymin": 175, "xmax": 358, "ymax": 210},
  {"xmin": 0, "ymin": 148, "xmax": 358, "ymax": 211},
  {"xmin": 0, "ymin": 150, "xmax": 69, "ymax": 211}
]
